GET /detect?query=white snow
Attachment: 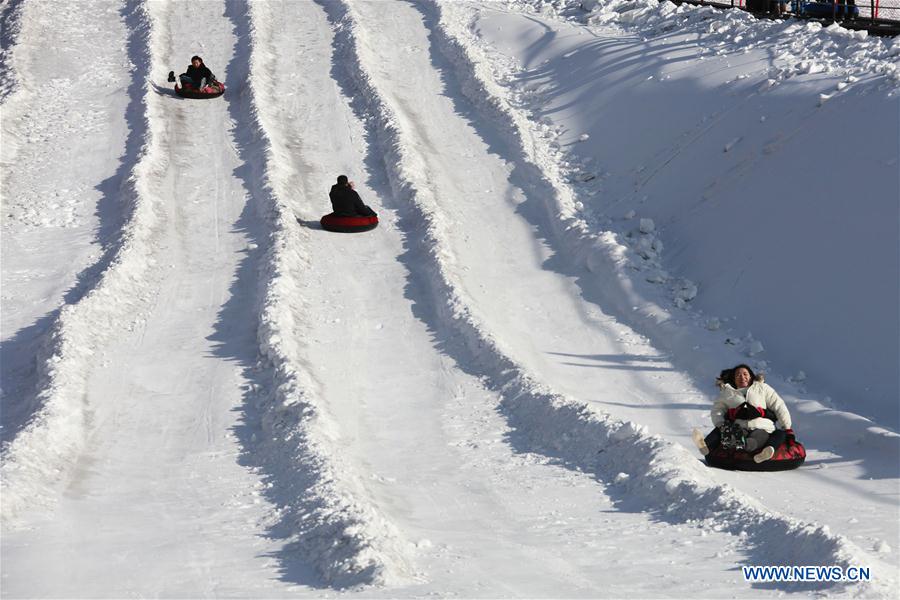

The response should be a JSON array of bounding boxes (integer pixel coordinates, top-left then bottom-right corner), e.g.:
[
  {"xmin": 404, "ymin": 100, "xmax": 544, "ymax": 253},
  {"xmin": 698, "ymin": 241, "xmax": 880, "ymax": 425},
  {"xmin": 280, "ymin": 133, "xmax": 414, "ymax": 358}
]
[{"xmin": 1, "ymin": 0, "xmax": 898, "ymax": 597}]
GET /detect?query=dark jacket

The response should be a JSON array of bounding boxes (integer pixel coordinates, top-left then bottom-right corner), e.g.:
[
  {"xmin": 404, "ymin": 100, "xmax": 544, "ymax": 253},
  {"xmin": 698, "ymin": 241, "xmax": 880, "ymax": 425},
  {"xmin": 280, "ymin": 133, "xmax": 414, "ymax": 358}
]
[
  {"xmin": 184, "ymin": 63, "xmax": 213, "ymax": 86},
  {"xmin": 329, "ymin": 184, "xmax": 376, "ymax": 217}
]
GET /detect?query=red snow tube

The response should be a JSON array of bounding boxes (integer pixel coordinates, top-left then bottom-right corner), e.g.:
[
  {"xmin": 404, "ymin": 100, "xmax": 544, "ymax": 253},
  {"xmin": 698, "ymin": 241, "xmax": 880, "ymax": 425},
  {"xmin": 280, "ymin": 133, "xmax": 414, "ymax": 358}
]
[
  {"xmin": 705, "ymin": 432, "xmax": 806, "ymax": 472},
  {"xmin": 175, "ymin": 81, "xmax": 225, "ymax": 99},
  {"xmin": 320, "ymin": 213, "xmax": 379, "ymax": 233}
]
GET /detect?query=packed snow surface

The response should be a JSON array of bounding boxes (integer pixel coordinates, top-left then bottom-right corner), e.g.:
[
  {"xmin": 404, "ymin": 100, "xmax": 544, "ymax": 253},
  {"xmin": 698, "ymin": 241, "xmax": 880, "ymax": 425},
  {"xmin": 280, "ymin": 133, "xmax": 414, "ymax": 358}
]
[{"xmin": 1, "ymin": 0, "xmax": 897, "ymax": 597}]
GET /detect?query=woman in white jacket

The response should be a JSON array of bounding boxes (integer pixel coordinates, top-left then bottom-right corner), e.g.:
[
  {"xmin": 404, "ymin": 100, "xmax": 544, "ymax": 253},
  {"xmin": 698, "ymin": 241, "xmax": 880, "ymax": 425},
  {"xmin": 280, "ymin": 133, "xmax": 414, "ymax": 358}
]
[{"xmin": 693, "ymin": 364, "xmax": 792, "ymax": 463}]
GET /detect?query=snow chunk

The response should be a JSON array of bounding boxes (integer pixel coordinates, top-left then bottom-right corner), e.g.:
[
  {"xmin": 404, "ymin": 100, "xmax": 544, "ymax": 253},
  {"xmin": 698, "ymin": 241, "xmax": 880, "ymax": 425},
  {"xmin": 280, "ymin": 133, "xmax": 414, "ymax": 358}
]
[
  {"xmin": 665, "ymin": 478, "xmax": 686, "ymax": 495},
  {"xmin": 798, "ymin": 60, "xmax": 826, "ymax": 75},
  {"xmin": 789, "ymin": 371, "xmax": 806, "ymax": 383},
  {"xmin": 674, "ymin": 280, "xmax": 698, "ymax": 302},
  {"xmin": 747, "ymin": 340, "xmax": 765, "ymax": 356},
  {"xmin": 639, "ymin": 218, "xmax": 655, "ymax": 234}
]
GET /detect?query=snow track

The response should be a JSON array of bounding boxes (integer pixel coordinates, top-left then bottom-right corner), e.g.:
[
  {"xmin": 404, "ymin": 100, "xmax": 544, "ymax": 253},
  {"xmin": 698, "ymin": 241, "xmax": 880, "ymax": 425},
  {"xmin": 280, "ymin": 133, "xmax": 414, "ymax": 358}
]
[
  {"xmin": 220, "ymin": 1, "xmax": 795, "ymax": 596},
  {"xmin": 429, "ymin": 1, "xmax": 899, "ymax": 582},
  {"xmin": 243, "ymin": 1, "xmax": 750, "ymax": 594},
  {"xmin": 328, "ymin": 0, "xmax": 897, "ymax": 595},
  {"xmin": 5, "ymin": 0, "xmax": 300, "ymax": 595},
  {"xmin": 2, "ymin": 0, "xmax": 896, "ymax": 596},
  {"xmin": 1, "ymin": 0, "xmax": 162, "ymax": 525},
  {"xmin": 239, "ymin": 0, "xmax": 415, "ymax": 587}
]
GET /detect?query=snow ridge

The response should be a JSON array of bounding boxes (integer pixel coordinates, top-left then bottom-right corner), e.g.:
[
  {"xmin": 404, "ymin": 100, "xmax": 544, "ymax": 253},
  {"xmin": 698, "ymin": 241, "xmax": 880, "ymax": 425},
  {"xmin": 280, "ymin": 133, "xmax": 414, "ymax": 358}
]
[
  {"xmin": 331, "ymin": 0, "xmax": 895, "ymax": 594},
  {"xmin": 520, "ymin": 0, "xmax": 900, "ymax": 86},
  {"xmin": 0, "ymin": 0, "xmax": 33, "ymax": 193},
  {"xmin": 1, "ymin": 0, "xmax": 164, "ymax": 526},
  {"xmin": 235, "ymin": 0, "xmax": 415, "ymax": 588},
  {"xmin": 0, "ymin": 0, "xmax": 26, "ymax": 104}
]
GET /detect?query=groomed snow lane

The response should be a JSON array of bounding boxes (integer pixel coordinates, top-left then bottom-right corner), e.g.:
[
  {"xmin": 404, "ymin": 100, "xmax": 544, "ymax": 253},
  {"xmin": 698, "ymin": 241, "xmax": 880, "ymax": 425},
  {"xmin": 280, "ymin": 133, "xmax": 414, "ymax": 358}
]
[
  {"xmin": 336, "ymin": 0, "xmax": 897, "ymax": 596},
  {"xmin": 2, "ymin": 1, "xmax": 312, "ymax": 596},
  {"xmin": 2, "ymin": 0, "xmax": 895, "ymax": 596},
  {"xmin": 432, "ymin": 0, "xmax": 898, "ymax": 575},
  {"xmin": 240, "ymin": 0, "xmax": 785, "ymax": 596},
  {"xmin": 1, "ymin": 0, "xmax": 133, "ymax": 449}
]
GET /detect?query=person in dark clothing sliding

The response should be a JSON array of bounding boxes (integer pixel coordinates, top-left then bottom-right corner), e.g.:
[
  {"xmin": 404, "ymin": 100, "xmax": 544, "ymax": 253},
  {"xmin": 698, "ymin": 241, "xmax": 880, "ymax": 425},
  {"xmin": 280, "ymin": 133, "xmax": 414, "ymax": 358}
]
[
  {"xmin": 329, "ymin": 175, "xmax": 377, "ymax": 217},
  {"xmin": 179, "ymin": 56, "xmax": 214, "ymax": 90}
]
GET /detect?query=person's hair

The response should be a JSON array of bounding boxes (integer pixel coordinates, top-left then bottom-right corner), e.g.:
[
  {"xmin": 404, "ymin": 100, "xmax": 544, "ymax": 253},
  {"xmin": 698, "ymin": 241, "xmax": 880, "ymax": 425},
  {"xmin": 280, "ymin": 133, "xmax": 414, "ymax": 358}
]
[
  {"xmin": 191, "ymin": 55, "xmax": 203, "ymax": 63},
  {"xmin": 718, "ymin": 363, "xmax": 756, "ymax": 387},
  {"xmin": 336, "ymin": 175, "xmax": 349, "ymax": 185}
]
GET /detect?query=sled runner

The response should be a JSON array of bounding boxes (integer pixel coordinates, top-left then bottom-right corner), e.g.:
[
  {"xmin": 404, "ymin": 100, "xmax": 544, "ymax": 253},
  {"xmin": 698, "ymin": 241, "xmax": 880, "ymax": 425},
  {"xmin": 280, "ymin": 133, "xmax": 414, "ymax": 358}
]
[
  {"xmin": 320, "ymin": 213, "xmax": 379, "ymax": 233},
  {"xmin": 168, "ymin": 71, "xmax": 225, "ymax": 99}
]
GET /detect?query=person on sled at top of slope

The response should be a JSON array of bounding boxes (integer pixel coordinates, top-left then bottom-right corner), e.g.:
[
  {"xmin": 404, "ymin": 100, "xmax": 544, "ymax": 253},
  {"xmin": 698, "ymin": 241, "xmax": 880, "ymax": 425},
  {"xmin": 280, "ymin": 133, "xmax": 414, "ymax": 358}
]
[
  {"xmin": 329, "ymin": 175, "xmax": 377, "ymax": 217},
  {"xmin": 179, "ymin": 55, "xmax": 216, "ymax": 90},
  {"xmin": 692, "ymin": 364, "xmax": 793, "ymax": 463}
]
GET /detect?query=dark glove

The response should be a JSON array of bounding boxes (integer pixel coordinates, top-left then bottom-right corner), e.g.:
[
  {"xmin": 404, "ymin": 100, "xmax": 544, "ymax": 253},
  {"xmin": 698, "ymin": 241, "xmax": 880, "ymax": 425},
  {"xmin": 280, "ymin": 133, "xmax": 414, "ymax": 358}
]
[{"xmin": 734, "ymin": 402, "xmax": 765, "ymax": 420}]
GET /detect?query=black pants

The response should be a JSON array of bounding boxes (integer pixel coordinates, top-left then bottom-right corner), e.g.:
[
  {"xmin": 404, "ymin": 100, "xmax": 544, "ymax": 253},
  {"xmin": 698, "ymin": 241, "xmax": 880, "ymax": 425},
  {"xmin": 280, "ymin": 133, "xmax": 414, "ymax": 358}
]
[{"xmin": 705, "ymin": 427, "xmax": 786, "ymax": 451}]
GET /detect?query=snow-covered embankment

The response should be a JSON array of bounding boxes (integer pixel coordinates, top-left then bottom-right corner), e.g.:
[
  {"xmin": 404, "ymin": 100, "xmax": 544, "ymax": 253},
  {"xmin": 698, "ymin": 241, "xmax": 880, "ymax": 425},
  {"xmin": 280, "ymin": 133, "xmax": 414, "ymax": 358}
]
[
  {"xmin": 1, "ymin": 0, "xmax": 165, "ymax": 525},
  {"xmin": 326, "ymin": 0, "xmax": 897, "ymax": 594}
]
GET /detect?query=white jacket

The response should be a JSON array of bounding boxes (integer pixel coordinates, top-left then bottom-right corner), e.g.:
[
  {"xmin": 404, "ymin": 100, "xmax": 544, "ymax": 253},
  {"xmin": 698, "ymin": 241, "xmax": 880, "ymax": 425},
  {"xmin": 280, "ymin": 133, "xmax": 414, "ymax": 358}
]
[{"xmin": 711, "ymin": 377, "xmax": 792, "ymax": 432}]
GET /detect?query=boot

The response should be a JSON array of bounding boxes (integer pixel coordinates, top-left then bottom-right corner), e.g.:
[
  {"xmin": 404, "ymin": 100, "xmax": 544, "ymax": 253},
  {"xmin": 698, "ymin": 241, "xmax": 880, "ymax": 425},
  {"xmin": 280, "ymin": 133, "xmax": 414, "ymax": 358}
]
[
  {"xmin": 692, "ymin": 429, "xmax": 709, "ymax": 456},
  {"xmin": 753, "ymin": 446, "xmax": 775, "ymax": 463}
]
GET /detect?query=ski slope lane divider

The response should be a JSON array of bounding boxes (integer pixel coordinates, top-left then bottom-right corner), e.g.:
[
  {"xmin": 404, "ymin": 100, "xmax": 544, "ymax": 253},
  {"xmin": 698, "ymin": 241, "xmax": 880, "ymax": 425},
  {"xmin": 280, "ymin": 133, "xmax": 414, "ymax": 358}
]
[
  {"xmin": 0, "ymin": 0, "xmax": 26, "ymax": 104},
  {"xmin": 0, "ymin": 0, "xmax": 166, "ymax": 527},
  {"xmin": 332, "ymin": 0, "xmax": 896, "ymax": 595},
  {"xmin": 235, "ymin": 0, "xmax": 415, "ymax": 588}
]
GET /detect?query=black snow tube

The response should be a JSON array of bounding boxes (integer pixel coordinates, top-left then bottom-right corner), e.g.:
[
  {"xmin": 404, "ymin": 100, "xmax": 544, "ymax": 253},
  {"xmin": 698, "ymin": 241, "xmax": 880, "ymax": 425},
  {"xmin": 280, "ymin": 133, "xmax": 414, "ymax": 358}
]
[
  {"xmin": 705, "ymin": 434, "xmax": 806, "ymax": 472},
  {"xmin": 174, "ymin": 82, "xmax": 225, "ymax": 99},
  {"xmin": 320, "ymin": 213, "xmax": 379, "ymax": 233}
]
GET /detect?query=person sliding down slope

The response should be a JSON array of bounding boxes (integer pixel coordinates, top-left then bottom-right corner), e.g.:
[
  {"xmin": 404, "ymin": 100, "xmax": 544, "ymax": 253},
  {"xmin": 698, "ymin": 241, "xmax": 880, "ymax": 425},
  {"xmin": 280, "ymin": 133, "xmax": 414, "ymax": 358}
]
[
  {"xmin": 179, "ymin": 56, "xmax": 216, "ymax": 91},
  {"xmin": 693, "ymin": 364, "xmax": 793, "ymax": 463},
  {"xmin": 329, "ymin": 175, "xmax": 377, "ymax": 218}
]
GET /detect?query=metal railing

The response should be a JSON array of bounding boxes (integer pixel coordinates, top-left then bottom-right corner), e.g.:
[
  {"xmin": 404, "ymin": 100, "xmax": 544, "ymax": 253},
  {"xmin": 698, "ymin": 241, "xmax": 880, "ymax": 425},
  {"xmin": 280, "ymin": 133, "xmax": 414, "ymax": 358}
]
[{"xmin": 674, "ymin": 0, "xmax": 900, "ymax": 33}]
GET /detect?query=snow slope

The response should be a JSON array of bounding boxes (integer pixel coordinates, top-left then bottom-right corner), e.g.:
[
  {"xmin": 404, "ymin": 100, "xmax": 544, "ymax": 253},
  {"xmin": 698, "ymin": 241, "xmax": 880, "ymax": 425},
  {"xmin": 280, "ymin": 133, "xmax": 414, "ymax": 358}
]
[
  {"xmin": 1, "ymin": 0, "xmax": 133, "ymax": 450},
  {"xmin": 1, "ymin": 0, "xmax": 897, "ymax": 597},
  {"xmin": 508, "ymin": 0, "xmax": 900, "ymax": 430}
]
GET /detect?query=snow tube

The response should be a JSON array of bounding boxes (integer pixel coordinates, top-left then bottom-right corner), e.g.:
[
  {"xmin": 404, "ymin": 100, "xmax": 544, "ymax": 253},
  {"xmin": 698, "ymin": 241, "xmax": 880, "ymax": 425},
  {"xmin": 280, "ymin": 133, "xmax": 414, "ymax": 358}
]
[
  {"xmin": 174, "ymin": 81, "xmax": 225, "ymax": 99},
  {"xmin": 320, "ymin": 213, "xmax": 378, "ymax": 233},
  {"xmin": 705, "ymin": 433, "xmax": 806, "ymax": 472}
]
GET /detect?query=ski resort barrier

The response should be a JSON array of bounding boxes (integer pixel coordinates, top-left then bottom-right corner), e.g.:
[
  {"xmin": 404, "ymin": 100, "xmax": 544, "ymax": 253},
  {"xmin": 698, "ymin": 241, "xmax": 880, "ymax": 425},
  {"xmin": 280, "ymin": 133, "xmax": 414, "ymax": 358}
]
[{"xmin": 669, "ymin": 0, "xmax": 900, "ymax": 35}]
